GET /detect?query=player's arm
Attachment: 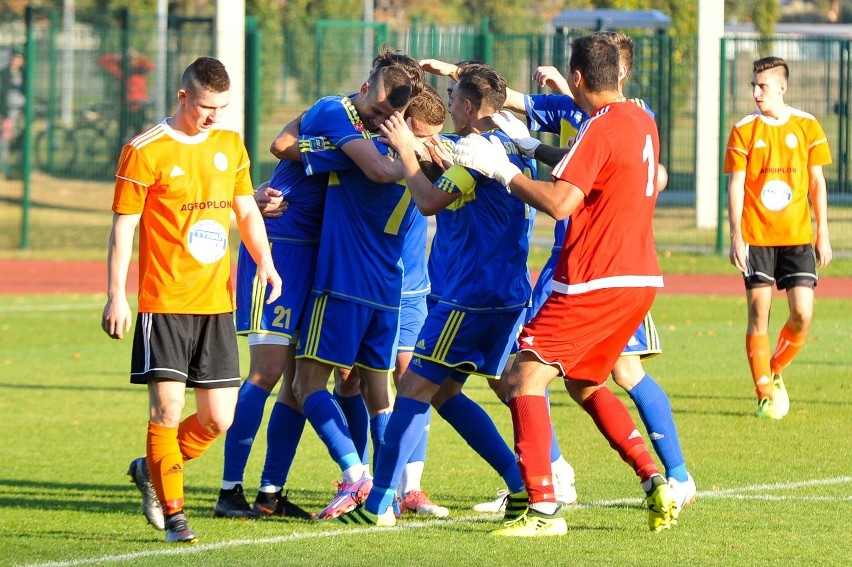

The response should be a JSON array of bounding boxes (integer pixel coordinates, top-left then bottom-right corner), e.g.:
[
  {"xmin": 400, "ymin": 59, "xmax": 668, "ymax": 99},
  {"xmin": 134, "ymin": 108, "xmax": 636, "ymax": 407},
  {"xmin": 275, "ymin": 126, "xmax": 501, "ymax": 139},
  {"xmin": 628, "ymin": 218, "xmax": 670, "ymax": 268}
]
[
  {"xmin": 532, "ymin": 66, "xmax": 572, "ymax": 95},
  {"xmin": 380, "ymin": 112, "xmax": 458, "ymax": 215},
  {"xmin": 254, "ymin": 180, "xmax": 286, "ymax": 218},
  {"xmin": 507, "ymin": 176, "xmax": 584, "ymax": 221},
  {"xmin": 340, "ymin": 138, "xmax": 405, "ymax": 184},
  {"xmin": 270, "ymin": 111, "xmax": 305, "ymax": 160},
  {"xmin": 726, "ymin": 170, "xmax": 748, "ymax": 273},
  {"xmin": 233, "ymin": 194, "xmax": 282, "ymax": 303},
  {"xmin": 808, "ymin": 164, "xmax": 832, "ymax": 267},
  {"xmin": 102, "ymin": 212, "xmax": 140, "ymax": 340}
]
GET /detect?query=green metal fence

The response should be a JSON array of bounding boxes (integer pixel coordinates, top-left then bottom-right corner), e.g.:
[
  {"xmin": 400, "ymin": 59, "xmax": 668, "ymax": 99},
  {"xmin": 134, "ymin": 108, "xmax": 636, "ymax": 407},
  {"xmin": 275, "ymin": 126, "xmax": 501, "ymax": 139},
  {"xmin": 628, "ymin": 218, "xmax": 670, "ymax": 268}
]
[{"xmin": 1, "ymin": 10, "xmax": 850, "ymax": 257}]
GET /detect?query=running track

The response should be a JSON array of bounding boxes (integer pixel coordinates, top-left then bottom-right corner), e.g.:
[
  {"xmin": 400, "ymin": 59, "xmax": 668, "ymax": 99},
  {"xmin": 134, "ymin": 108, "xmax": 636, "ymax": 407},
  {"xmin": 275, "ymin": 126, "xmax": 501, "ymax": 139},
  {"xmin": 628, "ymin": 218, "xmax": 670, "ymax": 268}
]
[{"xmin": 1, "ymin": 259, "xmax": 850, "ymax": 298}]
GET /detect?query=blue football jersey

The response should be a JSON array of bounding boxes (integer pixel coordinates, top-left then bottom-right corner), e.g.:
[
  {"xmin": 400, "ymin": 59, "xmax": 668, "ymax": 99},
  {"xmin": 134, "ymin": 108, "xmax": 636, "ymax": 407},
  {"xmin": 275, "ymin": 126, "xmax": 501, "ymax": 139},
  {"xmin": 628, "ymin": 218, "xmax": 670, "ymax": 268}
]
[
  {"xmin": 300, "ymin": 134, "xmax": 416, "ymax": 311},
  {"xmin": 264, "ymin": 95, "xmax": 373, "ymax": 243},
  {"xmin": 431, "ymin": 129, "xmax": 534, "ymax": 312},
  {"xmin": 402, "ymin": 211, "xmax": 430, "ymax": 298}
]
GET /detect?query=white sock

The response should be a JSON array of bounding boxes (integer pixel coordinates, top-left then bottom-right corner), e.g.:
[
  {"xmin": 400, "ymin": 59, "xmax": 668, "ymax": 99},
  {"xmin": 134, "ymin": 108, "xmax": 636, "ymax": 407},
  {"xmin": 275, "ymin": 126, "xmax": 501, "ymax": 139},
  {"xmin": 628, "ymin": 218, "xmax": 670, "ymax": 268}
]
[
  {"xmin": 221, "ymin": 480, "xmax": 242, "ymax": 490},
  {"xmin": 401, "ymin": 461, "xmax": 424, "ymax": 495},
  {"xmin": 342, "ymin": 464, "xmax": 367, "ymax": 483},
  {"xmin": 530, "ymin": 501, "xmax": 559, "ymax": 516},
  {"xmin": 258, "ymin": 485, "xmax": 281, "ymax": 494}
]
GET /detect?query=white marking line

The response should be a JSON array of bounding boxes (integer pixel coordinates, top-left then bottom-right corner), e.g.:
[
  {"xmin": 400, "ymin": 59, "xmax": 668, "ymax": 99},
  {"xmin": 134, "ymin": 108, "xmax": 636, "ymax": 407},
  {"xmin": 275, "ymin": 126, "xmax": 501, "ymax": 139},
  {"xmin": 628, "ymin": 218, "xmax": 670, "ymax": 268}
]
[
  {"xmin": 0, "ymin": 303, "xmax": 102, "ymax": 313},
  {"xmin": 16, "ymin": 476, "xmax": 852, "ymax": 567}
]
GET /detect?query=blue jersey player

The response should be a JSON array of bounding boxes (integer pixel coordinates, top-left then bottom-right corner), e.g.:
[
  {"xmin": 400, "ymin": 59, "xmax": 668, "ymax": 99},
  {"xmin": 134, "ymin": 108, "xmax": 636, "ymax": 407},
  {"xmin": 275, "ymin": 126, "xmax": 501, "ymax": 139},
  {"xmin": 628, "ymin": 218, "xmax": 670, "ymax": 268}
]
[
  {"xmin": 215, "ymin": 62, "xmax": 413, "ymax": 519},
  {"xmin": 336, "ymin": 64, "xmax": 536, "ymax": 527}
]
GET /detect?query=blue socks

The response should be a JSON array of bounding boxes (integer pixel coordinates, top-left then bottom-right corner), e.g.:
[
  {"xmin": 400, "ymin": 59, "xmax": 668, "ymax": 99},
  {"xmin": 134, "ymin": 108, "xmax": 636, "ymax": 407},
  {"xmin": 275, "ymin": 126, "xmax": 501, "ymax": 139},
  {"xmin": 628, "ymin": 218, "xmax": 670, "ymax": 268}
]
[
  {"xmin": 259, "ymin": 401, "xmax": 306, "ymax": 489},
  {"xmin": 223, "ymin": 381, "xmax": 269, "ymax": 483},
  {"xmin": 334, "ymin": 391, "xmax": 370, "ymax": 465},
  {"xmin": 628, "ymin": 374, "xmax": 688, "ymax": 482},
  {"xmin": 303, "ymin": 390, "xmax": 361, "ymax": 472},
  {"xmin": 438, "ymin": 393, "xmax": 524, "ymax": 493},
  {"xmin": 365, "ymin": 396, "xmax": 430, "ymax": 514},
  {"xmin": 408, "ymin": 407, "xmax": 431, "ymax": 463},
  {"xmin": 370, "ymin": 412, "xmax": 391, "ymax": 467}
]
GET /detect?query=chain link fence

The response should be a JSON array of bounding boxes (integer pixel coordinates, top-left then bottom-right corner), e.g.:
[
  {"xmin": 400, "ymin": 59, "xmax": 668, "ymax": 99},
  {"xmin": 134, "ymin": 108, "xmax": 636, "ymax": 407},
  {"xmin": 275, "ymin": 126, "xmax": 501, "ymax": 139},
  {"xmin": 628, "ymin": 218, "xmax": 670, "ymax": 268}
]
[{"xmin": 1, "ymin": 10, "xmax": 849, "ymax": 257}]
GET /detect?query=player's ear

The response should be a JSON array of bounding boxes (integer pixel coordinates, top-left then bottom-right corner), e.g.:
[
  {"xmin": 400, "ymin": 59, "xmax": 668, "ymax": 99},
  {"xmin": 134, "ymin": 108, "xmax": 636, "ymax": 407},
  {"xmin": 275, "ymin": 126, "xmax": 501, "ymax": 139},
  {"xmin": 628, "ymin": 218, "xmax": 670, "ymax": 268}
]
[
  {"xmin": 359, "ymin": 81, "xmax": 370, "ymax": 97},
  {"xmin": 177, "ymin": 89, "xmax": 187, "ymax": 104}
]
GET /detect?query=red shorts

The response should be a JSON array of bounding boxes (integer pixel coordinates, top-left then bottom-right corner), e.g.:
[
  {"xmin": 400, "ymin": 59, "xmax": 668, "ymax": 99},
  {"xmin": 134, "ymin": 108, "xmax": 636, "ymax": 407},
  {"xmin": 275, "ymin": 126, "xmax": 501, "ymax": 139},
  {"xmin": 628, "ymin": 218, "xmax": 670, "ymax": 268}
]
[{"xmin": 518, "ymin": 287, "xmax": 657, "ymax": 384}]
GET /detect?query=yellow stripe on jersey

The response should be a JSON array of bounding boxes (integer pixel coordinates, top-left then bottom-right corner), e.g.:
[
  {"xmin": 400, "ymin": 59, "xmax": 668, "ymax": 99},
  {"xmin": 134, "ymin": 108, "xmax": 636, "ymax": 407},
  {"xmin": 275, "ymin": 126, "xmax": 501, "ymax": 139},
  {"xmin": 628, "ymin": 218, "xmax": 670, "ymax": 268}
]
[
  {"xmin": 303, "ymin": 295, "xmax": 328, "ymax": 357},
  {"xmin": 384, "ymin": 189, "xmax": 412, "ymax": 235},
  {"xmin": 328, "ymin": 171, "xmax": 340, "ymax": 186},
  {"xmin": 341, "ymin": 97, "xmax": 370, "ymax": 139},
  {"xmin": 250, "ymin": 272, "xmax": 265, "ymax": 331},
  {"xmin": 433, "ymin": 310, "xmax": 465, "ymax": 361}
]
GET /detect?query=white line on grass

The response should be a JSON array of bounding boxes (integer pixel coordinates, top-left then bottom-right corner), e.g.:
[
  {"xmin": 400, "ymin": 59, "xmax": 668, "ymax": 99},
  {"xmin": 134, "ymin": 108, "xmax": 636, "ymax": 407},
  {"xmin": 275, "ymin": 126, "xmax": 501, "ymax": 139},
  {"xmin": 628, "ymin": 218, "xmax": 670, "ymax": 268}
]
[{"xmin": 16, "ymin": 475, "xmax": 852, "ymax": 567}]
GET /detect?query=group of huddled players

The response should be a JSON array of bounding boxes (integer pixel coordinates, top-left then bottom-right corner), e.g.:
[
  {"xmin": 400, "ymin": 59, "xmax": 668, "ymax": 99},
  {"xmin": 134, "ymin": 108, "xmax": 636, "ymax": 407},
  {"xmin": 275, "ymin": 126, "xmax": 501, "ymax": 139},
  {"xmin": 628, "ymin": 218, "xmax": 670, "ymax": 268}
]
[{"xmin": 106, "ymin": 27, "xmax": 832, "ymax": 543}]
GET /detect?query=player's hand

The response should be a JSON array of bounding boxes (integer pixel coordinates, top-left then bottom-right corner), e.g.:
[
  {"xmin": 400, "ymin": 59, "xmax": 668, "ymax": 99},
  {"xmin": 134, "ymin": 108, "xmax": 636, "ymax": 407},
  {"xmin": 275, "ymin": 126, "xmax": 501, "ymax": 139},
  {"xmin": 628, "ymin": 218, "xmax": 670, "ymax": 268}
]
[
  {"xmin": 453, "ymin": 133, "xmax": 522, "ymax": 188},
  {"xmin": 258, "ymin": 261, "xmax": 282, "ymax": 304},
  {"xmin": 532, "ymin": 66, "xmax": 571, "ymax": 94},
  {"xmin": 419, "ymin": 58, "xmax": 457, "ymax": 78},
  {"xmin": 729, "ymin": 233, "xmax": 748, "ymax": 273},
  {"xmin": 255, "ymin": 183, "xmax": 287, "ymax": 218},
  {"xmin": 815, "ymin": 234, "xmax": 833, "ymax": 268},
  {"xmin": 379, "ymin": 112, "xmax": 416, "ymax": 155},
  {"xmin": 490, "ymin": 110, "xmax": 541, "ymax": 158},
  {"xmin": 425, "ymin": 135, "xmax": 453, "ymax": 171},
  {"xmin": 101, "ymin": 297, "xmax": 133, "ymax": 340}
]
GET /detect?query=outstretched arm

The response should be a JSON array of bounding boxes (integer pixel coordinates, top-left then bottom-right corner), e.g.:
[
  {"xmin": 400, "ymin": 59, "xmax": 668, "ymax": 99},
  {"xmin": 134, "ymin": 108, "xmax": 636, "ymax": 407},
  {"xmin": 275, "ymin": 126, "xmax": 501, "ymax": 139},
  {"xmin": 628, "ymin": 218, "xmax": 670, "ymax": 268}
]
[{"xmin": 380, "ymin": 112, "xmax": 458, "ymax": 215}]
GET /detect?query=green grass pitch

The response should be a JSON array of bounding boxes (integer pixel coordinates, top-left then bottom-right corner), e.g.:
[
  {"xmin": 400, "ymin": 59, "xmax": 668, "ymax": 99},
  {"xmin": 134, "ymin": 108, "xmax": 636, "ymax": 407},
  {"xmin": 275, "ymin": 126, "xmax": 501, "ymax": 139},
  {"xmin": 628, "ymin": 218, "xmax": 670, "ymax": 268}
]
[{"xmin": 0, "ymin": 292, "xmax": 850, "ymax": 566}]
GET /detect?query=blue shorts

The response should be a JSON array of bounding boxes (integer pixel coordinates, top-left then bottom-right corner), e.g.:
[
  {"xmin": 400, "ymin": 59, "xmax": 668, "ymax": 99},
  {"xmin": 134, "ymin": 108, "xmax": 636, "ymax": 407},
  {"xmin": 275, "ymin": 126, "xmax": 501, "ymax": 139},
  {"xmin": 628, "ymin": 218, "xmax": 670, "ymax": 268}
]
[
  {"xmin": 410, "ymin": 304, "xmax": 525, "ymax": 384},
  {"xmin": 296, "ymin": 293, "xmax": 400, "ymax": 372},
  {"xmin": 235, "ymin": 240, "xmax": 317, "ymax": 343},
  {"xmin": 398, "ymin": 294, "xmax": 428, "ymax": 352},
  {"xmin": 622, "ymin": 311, "xmax": 662, "ymax": 359}
]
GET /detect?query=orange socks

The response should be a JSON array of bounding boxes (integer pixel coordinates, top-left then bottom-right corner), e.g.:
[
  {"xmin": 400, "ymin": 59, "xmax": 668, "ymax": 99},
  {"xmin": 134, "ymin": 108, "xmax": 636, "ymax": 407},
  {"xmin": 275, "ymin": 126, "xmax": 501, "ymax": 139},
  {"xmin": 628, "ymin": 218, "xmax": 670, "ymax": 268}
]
[
  {"xmin": 147, "ymin": 421, "xmax": 184, "ymax": 515},
  {"xmin": 771, "ymin": 324, "xmax": 807, "ymax": 376},
  {"xmin": 178, "ymin": 413, "xmax": 219, "ymax": 462},
  {"xmin": 146, "ymin": 415, "xmax": 219, "ymax": 516},
  {"xmin": 746, "ymin": 334, "xmax": 772, "ymax": 399}
]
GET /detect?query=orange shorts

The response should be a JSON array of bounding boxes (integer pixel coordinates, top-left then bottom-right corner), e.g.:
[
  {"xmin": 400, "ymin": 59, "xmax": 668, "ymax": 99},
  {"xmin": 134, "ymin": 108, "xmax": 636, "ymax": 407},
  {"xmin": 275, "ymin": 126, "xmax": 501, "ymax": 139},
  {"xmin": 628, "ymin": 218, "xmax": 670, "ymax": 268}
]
[{"xmin": 518, "ymin": 286, "xmax": 657, "ymax": 384}]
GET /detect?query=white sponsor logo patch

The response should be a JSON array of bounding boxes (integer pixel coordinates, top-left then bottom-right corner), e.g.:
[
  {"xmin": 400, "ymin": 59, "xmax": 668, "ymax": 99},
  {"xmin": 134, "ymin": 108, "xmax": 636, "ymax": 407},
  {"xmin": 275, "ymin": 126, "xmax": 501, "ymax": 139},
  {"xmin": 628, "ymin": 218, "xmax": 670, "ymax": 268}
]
[
  {"xmin": 760, "ymin": 180, "xmax": 793, "ymax": 211},
  {"xmin": 187, "ymin": 219, "xmax": 228, "ymax": 264},
  {"xmin": 214, "ymin": 152, "xmax": 229, "ymax": 171}
]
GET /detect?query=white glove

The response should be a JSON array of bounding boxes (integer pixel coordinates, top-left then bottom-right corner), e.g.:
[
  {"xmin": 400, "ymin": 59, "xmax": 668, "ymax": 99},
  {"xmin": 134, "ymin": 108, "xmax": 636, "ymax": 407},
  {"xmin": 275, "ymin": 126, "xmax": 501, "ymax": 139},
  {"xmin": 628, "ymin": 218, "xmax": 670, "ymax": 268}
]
[
  {"xmin": 491, "ymin": 110, "xmax": 541, "ymax": 158},
  {"xmin": 453, "ymin": 133, "xmax": 522, "ymax": 188}
]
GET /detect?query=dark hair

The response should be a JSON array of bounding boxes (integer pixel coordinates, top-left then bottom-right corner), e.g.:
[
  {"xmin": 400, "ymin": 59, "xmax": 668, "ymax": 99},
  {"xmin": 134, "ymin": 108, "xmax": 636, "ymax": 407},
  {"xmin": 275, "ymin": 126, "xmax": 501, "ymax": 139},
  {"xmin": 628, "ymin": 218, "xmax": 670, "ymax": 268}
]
[
  {"xmin": 753, "ymin": 56, "xmax": 789, "ymax": 81},
  {"xmin": 181, "ymin": 56, "xmax": 230, "ymax": 94},
  {"xmin": 595, "ymin": 30, "xmax": 633, "ymax": 79},
  {"xmin": 455, "ymin": 64, "xmax": 507, "ymax": 113},
  {"xmin": 405, "ymin": 85, "xmax": 446, "ymax": 126},
  {"xmin": 569, "ymin": 34, "xmax": 619, "ymax": 93},
  {"xmin": 372, "ymin": 45, "xmax": 425, "ymax": 97},
  {"xmin": 366, "ymin": 65, "xmax": 412, "ymax": 109}
]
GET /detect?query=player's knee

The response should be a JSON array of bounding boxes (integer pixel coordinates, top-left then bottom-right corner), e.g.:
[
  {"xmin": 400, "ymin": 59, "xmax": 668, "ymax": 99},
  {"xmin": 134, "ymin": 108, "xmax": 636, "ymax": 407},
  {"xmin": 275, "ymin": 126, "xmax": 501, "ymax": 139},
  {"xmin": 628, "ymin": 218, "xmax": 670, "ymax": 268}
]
[{"xmin": 247, "ymin": 370, "xmax": 283, "ymax": 392}]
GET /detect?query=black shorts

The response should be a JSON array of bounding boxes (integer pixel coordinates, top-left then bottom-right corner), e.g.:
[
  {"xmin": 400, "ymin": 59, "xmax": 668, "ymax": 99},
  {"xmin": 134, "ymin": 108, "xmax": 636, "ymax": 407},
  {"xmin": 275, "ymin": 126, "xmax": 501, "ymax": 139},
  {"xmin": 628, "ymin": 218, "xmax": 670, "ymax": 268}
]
[
  {"xmin": 744, "ymin": 244, "xmax": 817, "ymax": 291},
  {"xmin": 130, "ymin": 313, "xmax": 241, "ymax": 389}
]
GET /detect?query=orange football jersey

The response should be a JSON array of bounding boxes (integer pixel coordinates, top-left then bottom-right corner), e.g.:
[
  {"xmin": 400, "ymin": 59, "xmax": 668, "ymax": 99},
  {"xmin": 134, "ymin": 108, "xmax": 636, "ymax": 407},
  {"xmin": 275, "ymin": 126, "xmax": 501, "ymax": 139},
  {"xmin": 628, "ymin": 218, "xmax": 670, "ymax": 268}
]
[
  {"xmin": 112, "ymin": 122, "xmax": 253, "ymax": 314},
  {"xmin": 724, "ymin": 107, "xmax": 831, "ymax": 246}
]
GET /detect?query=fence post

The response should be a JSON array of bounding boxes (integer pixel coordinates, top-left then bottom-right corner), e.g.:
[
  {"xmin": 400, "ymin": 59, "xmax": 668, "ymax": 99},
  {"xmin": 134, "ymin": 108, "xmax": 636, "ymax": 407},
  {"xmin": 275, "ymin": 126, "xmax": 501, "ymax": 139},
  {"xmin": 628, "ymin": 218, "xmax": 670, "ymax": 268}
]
[
  {"xmin": 716, "ymin": 37, "xmax": 728, "ymax": 255},
  {"xmin": 20, "ymin": 6, "xmax": 37, "ymax": 250},
  {"xmin": 479, "ymin": 17, "xmax": 492, "ymax": 64},
  {"xmin": 118, "ymin": 8, "xmax": 130, "ymax": 145}
]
